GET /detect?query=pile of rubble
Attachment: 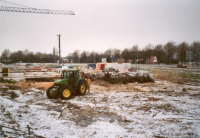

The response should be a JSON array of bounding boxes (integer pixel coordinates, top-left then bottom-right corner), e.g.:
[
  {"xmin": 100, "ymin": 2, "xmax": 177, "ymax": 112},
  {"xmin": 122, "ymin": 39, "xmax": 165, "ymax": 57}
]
[{"xmin": 81, "ymin": 72, "xmax": 155, "ymax": 84}]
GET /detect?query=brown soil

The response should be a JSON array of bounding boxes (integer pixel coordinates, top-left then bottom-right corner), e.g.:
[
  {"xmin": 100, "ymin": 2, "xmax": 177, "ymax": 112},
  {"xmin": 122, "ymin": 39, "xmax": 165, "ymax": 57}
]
[
  {"xmin": 0, "ymin": 78, "xmax": 190, "ymax": 95},
  {"xmin": 1, "ymin": 80, "xmax": 54, "ymax": 92},
  {"xmin": 1, "ymin": 79, "xmax": 143, "ymax": 94}
]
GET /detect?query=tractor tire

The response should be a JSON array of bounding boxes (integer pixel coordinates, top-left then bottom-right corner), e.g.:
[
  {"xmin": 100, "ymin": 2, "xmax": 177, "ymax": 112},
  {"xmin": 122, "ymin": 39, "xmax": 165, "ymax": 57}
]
[
  {"xmin": 46, "ymin": 86, "xmax": 59, "ymax": 99},
  {"xmin": 77, "ymin": 80, "xmax": 87, "ymax": 95},
  {"xmin": 60, "ymin": 86, "xmax": 73, "ymax": 100}
]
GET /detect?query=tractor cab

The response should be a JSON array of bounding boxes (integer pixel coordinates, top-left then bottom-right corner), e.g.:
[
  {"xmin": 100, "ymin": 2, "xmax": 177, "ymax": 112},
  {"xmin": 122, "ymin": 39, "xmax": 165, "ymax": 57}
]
[{"xmin": 61, "ymin": 69, "xmax": 79, "ymax": 85}]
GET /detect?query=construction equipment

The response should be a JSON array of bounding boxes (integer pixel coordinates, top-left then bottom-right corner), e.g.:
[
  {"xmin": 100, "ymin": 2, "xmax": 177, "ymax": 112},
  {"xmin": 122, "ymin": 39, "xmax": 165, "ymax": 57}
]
[
  {"xmin": 0, "ymin": 6, "xmax": 75, "ymax": 15},
  {"xmin": 46, "ymin": 69, "xmax": 90, "ymax": 100}
]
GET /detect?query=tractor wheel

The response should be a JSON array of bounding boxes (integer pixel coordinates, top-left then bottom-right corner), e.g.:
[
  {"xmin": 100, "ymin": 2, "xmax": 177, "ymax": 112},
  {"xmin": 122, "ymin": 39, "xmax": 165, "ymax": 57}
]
[
  {"xmin": 60, "ymin": 86, "xmax": 73, "ymax": 100},
  {"xmin": 46, "ymin": 86, "xmax": 59, "ymax": 99},
  {"xmin": 77, "ymin": 80, "xmax": 87, "ymax": 95}
]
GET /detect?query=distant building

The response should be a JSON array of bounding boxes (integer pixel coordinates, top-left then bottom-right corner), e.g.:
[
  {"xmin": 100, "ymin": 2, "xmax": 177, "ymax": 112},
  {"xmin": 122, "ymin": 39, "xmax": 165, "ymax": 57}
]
[
  {"xmin": 186, "ymin": 50, "xmax": 194, "ymax": 61},
  {"xmin": 62, "ymin": 58, "xmax": 69, "ymax": 63},
  {"xmin": 146, "ymin": 56, "xmax": 157, "ymax": 64},
  {"xmin": 113, "ymin": 57, "xmax": 125, "ymax": 63},
  {"xmin": 102, "ymin": 58, "xmax": 106, "ymax": 63},
  {"xmin": 128, "ymin": 59, "xmax": 132, "ymax": 63}
]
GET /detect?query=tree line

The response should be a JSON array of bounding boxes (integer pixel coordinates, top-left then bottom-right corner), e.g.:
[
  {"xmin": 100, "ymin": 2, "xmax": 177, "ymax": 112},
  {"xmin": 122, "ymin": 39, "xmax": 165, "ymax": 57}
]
[
  {"xmin": 1, "ymin": 41, "xmax": 200, "ymax": 64},
  {"xmin": 66, "ymin": 41, "xmax": 200, "ymax": 64},
  {"xmin": 0, "ymin": 49, "xmax": 57, "ymax": 63}
]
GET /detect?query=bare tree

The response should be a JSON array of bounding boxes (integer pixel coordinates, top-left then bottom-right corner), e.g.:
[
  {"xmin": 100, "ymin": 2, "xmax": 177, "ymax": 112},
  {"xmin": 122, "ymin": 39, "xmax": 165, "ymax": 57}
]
[
  {"xmin": 177, "ymin": 42, "xmax": 189, "ymax": 63},
  {"xmin": 191, "ymin": 41, "xmax": 200, "ymax": 65},
  {"xmin": 87, "ymin": 51, "xmax": 96, "ymax": 63},
  {"xmin": 10, "ymin": 52, "xmax": 17, "ymax": 62},
  {"xmin": 154, "ymin": 44, "xmax": 166, "ymax": 64},
  {"xmin": 121, "ymin": 48, "xmax": 129, "ymax": 62},
  {"xmin": 164, "ymin": 41, "xmax": 176, "ymax": 64},
  {"xmin": 111, "ymin": 48, "xmax": 121, "ymax": 61},
  {"xmin": 53, "ymin": 46, "xmax": 56, "ymax": 62},
  {"xmin": 144, "ymin": 44, "xmax": 154, "ymax": 63},
  {"xmin": 130, "ymin": 45, "xmax": 139, "ymax": 52},
  {"xmin": 1, "ymin": 49, "xmax": 11, "ymax": 61},
  {"xmin": 72, "ymin": 50, "xmax": 80, "ymax": 63},
  {"xmin": 129, "ymin": 45, "xmax": 139, "ymax": 62},
  {"xmin": 23, "ymin": 49, "xmax": 29, "ymax": 55},
  {"xmin": 98, "ymin": 52, "xmax": 106, "ymax": 63},
  {"xmin": 104, "ymin": 49, "xmax": 112, "ymax": 62},
  {"xmin": 80, "ymin": 51, "xmax": 88, "ymax": 63},
  {"xmin": 52, "ymin": 46, "xmax": 59, "ymax": 63},
  {"xmin": 36, "ymin": 52, "xmax": 44, "ymax": 63}
]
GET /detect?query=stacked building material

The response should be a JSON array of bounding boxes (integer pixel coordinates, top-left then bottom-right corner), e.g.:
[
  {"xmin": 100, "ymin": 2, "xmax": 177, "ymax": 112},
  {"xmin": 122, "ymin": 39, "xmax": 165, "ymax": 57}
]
[{"xmin": 80, "ymin": 72, "xmax": 154, "ymax": 84}]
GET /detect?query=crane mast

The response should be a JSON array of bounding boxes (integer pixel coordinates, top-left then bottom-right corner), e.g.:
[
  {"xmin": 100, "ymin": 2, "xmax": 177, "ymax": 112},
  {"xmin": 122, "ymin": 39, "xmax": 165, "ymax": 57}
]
[{"xmin": 0, "ymin": 6, "xmax": 75, "ymax": 15}]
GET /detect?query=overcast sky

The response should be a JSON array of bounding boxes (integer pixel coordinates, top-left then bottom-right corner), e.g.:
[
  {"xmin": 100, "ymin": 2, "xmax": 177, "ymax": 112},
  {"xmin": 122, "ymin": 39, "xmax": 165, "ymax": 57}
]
[{"xmin": 0, "ymin": 0, "xmax": 200, "ymax": 57}]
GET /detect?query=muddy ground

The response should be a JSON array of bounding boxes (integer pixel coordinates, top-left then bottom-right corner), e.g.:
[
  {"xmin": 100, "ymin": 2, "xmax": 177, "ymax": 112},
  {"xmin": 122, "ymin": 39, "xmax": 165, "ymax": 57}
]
[{"xmin": 0, "ymin": 78, "xmax": 200, "ymax": 137}]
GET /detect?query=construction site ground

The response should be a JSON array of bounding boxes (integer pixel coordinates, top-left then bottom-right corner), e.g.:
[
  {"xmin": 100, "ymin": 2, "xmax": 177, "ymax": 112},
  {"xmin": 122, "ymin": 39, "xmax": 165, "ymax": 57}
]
[{"xmin": 0, "ymin": 69, "xmax": 200, "ymax": 137}]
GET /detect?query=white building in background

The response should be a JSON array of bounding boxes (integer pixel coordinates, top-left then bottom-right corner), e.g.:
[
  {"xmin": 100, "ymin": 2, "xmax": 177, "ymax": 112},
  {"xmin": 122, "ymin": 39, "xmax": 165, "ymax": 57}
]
[
  {"xmin": 186, "ymin": 50, "xmax": 194, "ymax": 61},
  {"xmin": 102, "ymin": 58, "xmax": 106, "ymax": 63}
]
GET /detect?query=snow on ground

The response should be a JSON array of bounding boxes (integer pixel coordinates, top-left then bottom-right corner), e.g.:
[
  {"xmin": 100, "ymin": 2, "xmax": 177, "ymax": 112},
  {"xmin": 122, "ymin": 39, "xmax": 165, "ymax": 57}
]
[{"xmin": 0, "ymin": 81, "xmax": 200, "ymax": 137}]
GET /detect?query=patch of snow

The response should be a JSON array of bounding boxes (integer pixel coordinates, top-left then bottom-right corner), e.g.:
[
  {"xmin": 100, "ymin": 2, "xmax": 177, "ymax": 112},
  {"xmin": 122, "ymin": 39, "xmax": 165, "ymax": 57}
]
[{"xmin": 1, "ymin": 82, "xmax": 200, "ymax": 137}]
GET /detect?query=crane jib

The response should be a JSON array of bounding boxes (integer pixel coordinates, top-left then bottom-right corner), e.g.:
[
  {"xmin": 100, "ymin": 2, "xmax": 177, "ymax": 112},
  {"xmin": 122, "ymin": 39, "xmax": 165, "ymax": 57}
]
[{"xmin": 0, "ymin": 6, "xmax": 75, "ymax": 15}]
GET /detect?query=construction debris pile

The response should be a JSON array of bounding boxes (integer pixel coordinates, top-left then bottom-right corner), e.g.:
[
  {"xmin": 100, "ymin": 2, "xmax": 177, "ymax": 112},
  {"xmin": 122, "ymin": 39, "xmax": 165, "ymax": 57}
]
[{"xmin": 81, "ymin": 72, "xmax": 155, "ymax": 84}]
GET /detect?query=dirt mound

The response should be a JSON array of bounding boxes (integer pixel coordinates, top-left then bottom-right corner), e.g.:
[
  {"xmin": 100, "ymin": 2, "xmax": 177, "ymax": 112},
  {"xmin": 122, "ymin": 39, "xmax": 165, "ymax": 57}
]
[{"xmin": 13, "ymin": 80, "xmax": 54, "ymax": 91}]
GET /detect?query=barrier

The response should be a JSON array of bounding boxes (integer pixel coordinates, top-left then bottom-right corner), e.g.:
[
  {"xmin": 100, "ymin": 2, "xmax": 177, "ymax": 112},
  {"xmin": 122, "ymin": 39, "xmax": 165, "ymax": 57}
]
[
  {"xmin": 119, "ymin": 69, "xmax": 129, "ymax": 73},
  {"xmin": 95, "ymin": 63, "xmax": 106, "ymax": 70},
  {"xmin": 130, "ymin": 67, "xmax": 137, "ymax": 72},
  {"xmin": 33, "ymin": 67, "xmax": 41, "ymax": 71},
  {"xmin": 25, "ymin": 68, "xmax": 30, "ymax": 71}
]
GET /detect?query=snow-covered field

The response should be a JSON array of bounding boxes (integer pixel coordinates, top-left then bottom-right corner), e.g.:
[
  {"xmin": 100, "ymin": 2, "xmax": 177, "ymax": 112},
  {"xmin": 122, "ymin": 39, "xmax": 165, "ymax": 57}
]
[{"xmin": 0, "ymin": 80, "xmax": 200, "ymax": 138}]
